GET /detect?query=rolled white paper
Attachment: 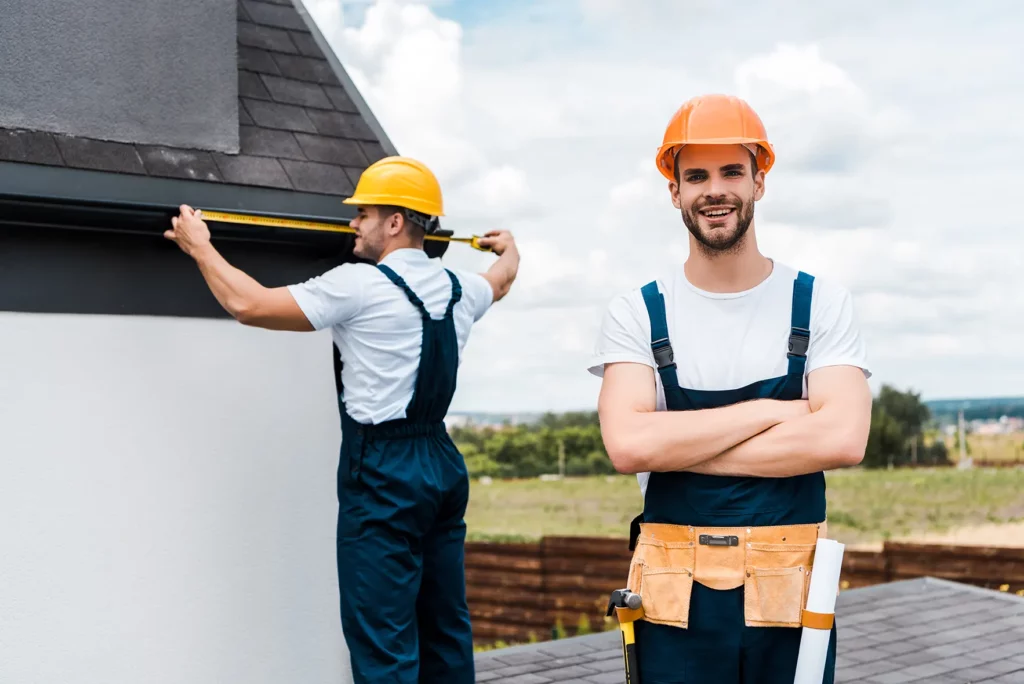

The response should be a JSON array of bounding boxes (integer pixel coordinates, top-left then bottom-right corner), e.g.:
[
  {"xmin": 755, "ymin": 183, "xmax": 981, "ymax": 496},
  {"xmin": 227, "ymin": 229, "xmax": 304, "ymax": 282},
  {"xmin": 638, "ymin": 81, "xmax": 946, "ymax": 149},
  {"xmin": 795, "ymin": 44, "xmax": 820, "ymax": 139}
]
[{"xmin": 793, "ymin": 538, "xmax": 845, "ymax": 684}]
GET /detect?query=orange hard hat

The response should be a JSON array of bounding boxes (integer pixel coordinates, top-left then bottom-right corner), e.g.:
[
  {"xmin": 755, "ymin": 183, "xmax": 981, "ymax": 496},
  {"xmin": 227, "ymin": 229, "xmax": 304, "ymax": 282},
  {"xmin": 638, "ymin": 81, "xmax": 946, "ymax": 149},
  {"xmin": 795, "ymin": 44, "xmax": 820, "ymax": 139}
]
[{"xmin": 655, "ymin": 94, "xmax": 775, "ymax": 181}]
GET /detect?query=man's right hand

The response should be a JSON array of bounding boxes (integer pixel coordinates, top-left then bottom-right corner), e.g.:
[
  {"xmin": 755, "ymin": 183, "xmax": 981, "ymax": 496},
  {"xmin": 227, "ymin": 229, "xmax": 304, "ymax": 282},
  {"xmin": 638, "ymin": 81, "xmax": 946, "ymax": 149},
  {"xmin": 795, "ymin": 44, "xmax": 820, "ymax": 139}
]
[{"xmin": 477, "ymin": 230, "xmax": 516, "ymax": 256}]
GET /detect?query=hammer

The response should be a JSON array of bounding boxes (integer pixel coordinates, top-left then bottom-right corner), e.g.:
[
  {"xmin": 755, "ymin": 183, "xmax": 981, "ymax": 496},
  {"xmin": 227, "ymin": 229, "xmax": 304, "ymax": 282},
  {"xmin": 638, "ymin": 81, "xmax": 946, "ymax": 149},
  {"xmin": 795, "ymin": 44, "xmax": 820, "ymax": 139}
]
[{"xmin": 606, "ymin": 588, "xmax": 643, "ymax": 684}]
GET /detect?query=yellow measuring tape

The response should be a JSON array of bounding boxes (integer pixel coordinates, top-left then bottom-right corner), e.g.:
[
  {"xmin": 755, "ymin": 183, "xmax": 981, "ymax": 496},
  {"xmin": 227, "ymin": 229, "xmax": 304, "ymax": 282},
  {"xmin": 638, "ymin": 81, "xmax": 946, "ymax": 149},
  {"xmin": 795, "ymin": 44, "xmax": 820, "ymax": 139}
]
[{"xmin": 196, "ymin": 209, "xmax": 489, "ymax": 251}]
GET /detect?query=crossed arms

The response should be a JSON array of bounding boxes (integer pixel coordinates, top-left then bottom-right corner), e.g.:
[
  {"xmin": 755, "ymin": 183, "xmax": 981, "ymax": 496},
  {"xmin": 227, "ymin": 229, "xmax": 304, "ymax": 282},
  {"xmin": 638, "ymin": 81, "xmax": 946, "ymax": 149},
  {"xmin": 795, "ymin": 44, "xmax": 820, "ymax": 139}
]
[{"xmin": 597, "ymin": 362, "xmax": 872, "ymax": 478}]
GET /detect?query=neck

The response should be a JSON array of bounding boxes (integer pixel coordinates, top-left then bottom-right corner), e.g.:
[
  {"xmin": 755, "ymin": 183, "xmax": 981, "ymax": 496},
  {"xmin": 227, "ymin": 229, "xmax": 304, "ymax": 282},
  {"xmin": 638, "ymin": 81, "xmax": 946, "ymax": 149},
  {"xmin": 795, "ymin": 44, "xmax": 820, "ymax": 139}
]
[
  {"xmin": 683, "ymin": 229, "xmax": 772, "ymax": 293},
  {"xmin": 376, "ymin": 236, "xmax": 425, "ymax": 263}
]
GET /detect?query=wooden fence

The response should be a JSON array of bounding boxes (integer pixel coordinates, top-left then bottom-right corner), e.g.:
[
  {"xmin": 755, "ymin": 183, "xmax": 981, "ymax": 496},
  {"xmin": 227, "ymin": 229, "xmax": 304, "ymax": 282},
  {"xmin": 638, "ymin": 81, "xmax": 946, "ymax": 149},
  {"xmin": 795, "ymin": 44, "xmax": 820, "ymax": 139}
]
[{"xmin": 465, "ymin": 537, "xmax": 1024, "ymax": 645}]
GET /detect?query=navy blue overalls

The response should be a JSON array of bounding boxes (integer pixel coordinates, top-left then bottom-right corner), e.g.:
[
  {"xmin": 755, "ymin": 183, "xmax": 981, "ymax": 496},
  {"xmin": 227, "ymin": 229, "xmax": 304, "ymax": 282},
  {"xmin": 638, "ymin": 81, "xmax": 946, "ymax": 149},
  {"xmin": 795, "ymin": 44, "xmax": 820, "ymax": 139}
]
[
  {"xmin": 333, "ymin": 264, "xmax": 474, "ymax": 683},
  {"xmin": 631, "ymin": 271, "xmax": 836, "ymax": 684}
]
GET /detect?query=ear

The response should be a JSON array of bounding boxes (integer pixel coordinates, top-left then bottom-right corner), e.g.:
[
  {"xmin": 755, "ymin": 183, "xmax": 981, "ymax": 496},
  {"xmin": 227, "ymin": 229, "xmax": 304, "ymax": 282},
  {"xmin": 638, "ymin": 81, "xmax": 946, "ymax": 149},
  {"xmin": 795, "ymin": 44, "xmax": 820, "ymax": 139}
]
[
  {"xmin": 386, "ymin": 211, "xmax": 404, "ymax": 237},
  {"xmin": 752, "ymin": 170, "xmax": 766, "ymax": 201},
  {"xmin": 669, "ymin": 180, "xmax": 682, "ymax": 210}
]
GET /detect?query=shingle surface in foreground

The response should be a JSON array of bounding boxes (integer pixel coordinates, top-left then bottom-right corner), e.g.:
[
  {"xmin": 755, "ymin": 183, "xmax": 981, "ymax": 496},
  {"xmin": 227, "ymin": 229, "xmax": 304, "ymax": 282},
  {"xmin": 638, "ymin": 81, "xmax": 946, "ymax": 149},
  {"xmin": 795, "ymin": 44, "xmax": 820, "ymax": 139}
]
[{"xmin": 473, "ymin": 577, "xmax": 1024, "ymax": 683}]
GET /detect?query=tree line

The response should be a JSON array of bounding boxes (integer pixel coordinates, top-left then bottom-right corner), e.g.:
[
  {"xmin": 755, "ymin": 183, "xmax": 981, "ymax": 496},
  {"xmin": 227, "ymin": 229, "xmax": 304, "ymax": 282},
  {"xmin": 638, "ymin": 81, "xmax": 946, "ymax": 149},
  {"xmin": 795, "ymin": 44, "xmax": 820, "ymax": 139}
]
[{"xmin": 450, "ymin": 384, "xmax": 950, "ymax": 479}]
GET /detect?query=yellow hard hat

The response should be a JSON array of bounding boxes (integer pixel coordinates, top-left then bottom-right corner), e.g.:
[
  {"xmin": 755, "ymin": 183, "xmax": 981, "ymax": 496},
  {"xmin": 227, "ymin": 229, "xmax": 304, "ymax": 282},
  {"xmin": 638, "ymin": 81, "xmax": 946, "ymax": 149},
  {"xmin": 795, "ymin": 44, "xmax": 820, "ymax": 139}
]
[{"xmin": 343, "ymin": 156, "xmax": 444, "ymax": 217}]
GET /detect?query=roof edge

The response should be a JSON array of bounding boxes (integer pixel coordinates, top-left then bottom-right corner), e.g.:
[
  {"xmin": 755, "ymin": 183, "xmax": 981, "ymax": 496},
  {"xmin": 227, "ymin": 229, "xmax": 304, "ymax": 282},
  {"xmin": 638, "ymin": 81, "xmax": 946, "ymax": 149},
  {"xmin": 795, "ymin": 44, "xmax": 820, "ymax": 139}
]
[
  {"xmin": 0, "ymin": 160, "xmax": 357, "ymax": 221},
  {"xmin": 290, "ymin": 0, "xmax": 400, "ymax": 158}
]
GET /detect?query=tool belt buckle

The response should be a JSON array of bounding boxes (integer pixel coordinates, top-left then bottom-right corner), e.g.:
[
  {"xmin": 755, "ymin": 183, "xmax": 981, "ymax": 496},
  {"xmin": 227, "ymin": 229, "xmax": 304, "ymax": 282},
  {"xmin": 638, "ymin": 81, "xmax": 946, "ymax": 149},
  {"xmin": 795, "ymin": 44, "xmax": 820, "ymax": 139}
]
[{"xmin": 698, "ymin": 533, "xmax": 738, "ymax": 547}]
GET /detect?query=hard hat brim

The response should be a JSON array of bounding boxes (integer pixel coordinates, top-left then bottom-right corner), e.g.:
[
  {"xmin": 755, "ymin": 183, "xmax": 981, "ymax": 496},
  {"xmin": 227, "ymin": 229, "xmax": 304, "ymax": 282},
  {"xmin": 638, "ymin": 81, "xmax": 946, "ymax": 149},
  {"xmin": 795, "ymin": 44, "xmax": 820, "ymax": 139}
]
[
  {"xmin": 342, "ymin": 194, "xmax": 445, "ymax": 217},
  {"xmin": 656, "ymin": 139, "xmax": 775, "ymax": 181}
]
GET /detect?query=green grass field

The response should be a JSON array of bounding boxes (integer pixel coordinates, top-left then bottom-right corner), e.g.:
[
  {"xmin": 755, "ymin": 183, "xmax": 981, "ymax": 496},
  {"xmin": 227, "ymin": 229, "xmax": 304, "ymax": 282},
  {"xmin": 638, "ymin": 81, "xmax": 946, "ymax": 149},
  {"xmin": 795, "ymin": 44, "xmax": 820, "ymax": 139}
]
[{"xmin": 464, "ymin": 467, "xmax": 1024, "ymax": 546}]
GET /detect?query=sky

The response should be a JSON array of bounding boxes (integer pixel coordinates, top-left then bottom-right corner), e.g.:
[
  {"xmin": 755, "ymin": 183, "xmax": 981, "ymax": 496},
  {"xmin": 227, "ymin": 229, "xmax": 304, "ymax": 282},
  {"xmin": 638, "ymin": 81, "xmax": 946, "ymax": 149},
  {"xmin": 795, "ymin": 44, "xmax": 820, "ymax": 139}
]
[{"xmin": 303, "ymin": 0, "xmax": 1024, "ymax": 413}]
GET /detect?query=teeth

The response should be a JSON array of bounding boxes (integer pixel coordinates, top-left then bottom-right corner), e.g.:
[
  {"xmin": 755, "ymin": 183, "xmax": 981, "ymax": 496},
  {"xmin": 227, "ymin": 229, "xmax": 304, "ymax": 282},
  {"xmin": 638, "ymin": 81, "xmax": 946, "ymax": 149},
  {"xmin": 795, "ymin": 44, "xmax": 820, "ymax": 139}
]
[{"xmin": 703, "ymin": 208, "xmax": 732, "ymax": 217}]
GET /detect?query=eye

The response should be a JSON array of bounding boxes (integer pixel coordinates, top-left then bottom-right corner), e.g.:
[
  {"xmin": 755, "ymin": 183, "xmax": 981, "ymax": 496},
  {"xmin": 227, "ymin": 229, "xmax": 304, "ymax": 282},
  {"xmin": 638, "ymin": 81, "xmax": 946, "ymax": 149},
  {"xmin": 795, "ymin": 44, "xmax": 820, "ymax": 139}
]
[{"xmin": 686, "ymin": 173, "xmax": 707, "ymax": 183}]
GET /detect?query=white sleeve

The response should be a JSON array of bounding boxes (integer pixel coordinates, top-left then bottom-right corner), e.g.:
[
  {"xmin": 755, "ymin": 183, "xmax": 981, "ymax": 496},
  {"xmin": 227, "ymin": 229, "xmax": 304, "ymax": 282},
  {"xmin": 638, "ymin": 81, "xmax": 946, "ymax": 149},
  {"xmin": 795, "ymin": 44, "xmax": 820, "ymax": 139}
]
[
  {"xmin": 587, "ymin": 290, "xmax": 655, "ymax": 378},
  {"xmin": 286, "ymin": 264, "xmax": 367, "ymax": 331},
  {"xmin": 453, "ymin": 270, "xmax": 494, "ymax": 322},
  {"xmin": 808, "ymin": 282, "xmax": 871, "ymax": 378}
]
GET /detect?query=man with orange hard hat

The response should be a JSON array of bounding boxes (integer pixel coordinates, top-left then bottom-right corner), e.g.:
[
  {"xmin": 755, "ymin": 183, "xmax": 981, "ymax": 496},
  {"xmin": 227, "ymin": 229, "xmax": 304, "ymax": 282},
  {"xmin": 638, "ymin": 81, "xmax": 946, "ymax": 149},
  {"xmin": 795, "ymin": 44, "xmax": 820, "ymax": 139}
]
[
  {"xmin": 165, "ymin": 156, "xmax": 520, "ymax": 683},
  {"xmin": 590, "ymin": 94, "xmax": 872, "ymax": 682}
]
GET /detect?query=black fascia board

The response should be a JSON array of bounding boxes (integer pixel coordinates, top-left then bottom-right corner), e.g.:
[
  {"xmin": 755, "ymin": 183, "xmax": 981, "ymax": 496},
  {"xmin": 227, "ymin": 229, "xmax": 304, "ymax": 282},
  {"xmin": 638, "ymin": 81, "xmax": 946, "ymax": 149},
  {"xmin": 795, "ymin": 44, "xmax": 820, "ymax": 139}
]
[{"xmin": 0, "ymin": 161, "xmax": 448, "ymax": 258}]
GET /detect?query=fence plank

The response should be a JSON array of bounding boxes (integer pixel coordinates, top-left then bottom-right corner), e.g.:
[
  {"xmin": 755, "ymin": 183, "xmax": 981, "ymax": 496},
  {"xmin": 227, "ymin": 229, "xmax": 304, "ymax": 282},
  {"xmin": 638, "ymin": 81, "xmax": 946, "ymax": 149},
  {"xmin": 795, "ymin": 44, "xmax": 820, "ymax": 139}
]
[
  {"xmin": 469, "ymin": 603, "xmax": 554, "ymax": 628},
  {"xmin": 885, "ymin": 542, "xmax": 1024, "ymax": 562},
  {"xmin": 543, "ymin": 556, "xmax": 630, "ymax": 579},
  {"xmin": 465, "ymin": 567, "xmax": 544, "ymax": 590},
  {"xmin": 465, "ymin": 551, "xmax": 543, "ymax": 572},
  {"xmin": 541, "ymin": 536, "xmax": 633, "ymax": 559}
]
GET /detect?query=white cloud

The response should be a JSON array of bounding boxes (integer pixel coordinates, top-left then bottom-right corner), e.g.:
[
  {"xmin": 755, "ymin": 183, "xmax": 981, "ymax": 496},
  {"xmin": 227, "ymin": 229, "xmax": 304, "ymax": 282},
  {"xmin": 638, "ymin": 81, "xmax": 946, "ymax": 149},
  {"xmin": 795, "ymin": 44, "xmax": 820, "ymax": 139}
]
[
  {"xmin": 458, "ymin": 165, "xmax": 530, "ymax": 215},
  {"xmin": 735, "ymin": 43, "xmax": 863, "ymax": 100},
  {"xmin": 307, "ymin": 0, "xmax": 1024, "ymax": 410}
]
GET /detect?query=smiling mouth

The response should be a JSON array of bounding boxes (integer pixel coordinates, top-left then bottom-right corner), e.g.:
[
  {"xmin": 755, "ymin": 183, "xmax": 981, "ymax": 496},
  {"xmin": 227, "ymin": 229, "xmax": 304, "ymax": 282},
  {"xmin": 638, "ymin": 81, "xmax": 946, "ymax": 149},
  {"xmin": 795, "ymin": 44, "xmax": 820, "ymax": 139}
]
[{"xmin": 699, "ymin": 206, "xmax": 736, "ymax": 219}]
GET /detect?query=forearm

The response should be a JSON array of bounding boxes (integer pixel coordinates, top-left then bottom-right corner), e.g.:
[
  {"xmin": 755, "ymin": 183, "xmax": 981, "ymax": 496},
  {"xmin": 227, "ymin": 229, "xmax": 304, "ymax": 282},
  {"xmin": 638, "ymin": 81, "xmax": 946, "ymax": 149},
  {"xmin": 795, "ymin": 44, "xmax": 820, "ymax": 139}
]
[
  {"xmin": 604, "ymin": 399, "xmax": 795, "ymax": 473},
  {"xmin": 485, "ymin": 246, "xmax": 519, "ymax": 301},
  {"xmin": 684, "ymin": 408, "xmax": 867, "ymax": 478},
  {"xmin": 191, "ymin": 243, "xmax": 268, "ymax": 319}
]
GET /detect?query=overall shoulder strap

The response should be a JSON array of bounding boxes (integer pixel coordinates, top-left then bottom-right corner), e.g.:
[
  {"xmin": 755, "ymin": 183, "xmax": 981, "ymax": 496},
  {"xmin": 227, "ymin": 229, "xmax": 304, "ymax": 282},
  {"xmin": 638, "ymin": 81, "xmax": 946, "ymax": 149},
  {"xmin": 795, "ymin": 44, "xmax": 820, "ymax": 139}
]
[
  {"xmin": 377, "ymin": 264, "xmax": 429, "ymax": 317},
  {"xmin": 640, "ymin": 280, "xmax": 682, "ymax": 398},
  {"xmin": 786, "ymin": 271, "xmax": 815, "ymax": 379},
  {"xmin": 443, "ymin": 269, "xmax": 463, "ymax": 318}
]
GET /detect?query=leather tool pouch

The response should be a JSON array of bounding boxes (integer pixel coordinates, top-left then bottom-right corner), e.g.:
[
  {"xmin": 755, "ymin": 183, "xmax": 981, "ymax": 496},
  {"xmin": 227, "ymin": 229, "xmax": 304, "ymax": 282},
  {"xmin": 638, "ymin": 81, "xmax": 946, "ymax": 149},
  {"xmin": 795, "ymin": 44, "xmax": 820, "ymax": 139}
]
[
  {"xmin": 626, "ymin": 521, "xmax": 825, "ymax": 629},
  {"xmin": 625, "ymin": 525, "xmax": 695, "ymax": 628}
]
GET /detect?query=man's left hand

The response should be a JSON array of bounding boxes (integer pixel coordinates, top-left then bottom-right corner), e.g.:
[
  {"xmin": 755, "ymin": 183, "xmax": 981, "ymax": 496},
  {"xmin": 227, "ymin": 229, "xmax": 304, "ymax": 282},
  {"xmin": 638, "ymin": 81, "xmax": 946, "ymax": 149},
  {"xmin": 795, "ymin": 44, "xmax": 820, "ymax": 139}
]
[{"xmin": 165, "ymin": 204, "xmax": 212, "ymax": 257}]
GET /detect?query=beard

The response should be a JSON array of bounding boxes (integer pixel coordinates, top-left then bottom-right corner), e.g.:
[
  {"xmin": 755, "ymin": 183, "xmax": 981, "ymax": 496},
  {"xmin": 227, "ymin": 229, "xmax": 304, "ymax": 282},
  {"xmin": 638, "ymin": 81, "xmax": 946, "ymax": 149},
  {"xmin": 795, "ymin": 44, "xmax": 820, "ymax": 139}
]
[
  {"xmin": 353, "ymin": 232, "xmax": 383, "ymax": 261},
  {"xmin": 681, "ymin": 195, "xmax": 755, "ymax": 256}
]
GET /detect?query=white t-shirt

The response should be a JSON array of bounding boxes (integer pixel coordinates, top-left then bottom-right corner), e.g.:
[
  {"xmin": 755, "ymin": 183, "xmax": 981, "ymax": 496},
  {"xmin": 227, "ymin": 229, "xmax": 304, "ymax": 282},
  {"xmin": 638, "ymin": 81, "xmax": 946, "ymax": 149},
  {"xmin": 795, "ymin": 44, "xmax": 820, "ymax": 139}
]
[
  {"xmin": 288, "ymin": 248, "xmax": 493, "ymax": 424},
  {"xmin": 587, "ymin": 259, "xmax": 871, "ymax": 496}
]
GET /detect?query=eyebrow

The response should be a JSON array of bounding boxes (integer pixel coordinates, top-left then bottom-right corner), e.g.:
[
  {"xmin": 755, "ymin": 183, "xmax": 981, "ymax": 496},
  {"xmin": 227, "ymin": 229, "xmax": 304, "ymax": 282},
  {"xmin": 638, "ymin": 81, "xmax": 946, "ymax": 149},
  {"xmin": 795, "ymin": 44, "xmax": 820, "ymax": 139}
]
[{"xmin": 682, "ymin": 163, "xmax": 747, "ymax": 175}]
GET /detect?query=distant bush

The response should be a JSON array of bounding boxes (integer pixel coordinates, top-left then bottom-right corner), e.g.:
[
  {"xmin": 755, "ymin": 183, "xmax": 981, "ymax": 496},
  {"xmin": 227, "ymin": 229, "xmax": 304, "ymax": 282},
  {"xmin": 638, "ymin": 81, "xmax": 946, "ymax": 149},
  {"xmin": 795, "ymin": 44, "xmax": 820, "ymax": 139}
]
[{"xmin": 451, "ymin": 412, "xmax": 613, "ymax": 479}]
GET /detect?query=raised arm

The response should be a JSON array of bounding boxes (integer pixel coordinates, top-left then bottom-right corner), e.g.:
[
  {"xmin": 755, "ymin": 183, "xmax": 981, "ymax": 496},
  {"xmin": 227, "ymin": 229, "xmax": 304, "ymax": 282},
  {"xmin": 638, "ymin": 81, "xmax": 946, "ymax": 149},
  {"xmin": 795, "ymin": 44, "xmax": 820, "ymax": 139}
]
[
  {"xmin": 597, "ymin": 361, "xmax": 810, "ymax": 474},
  {"xmin": 165, "ymin": 205, "xmax": 314, "ymax": 331},
  {"xmin": 476, "ymin": 230, "xmax": 519, "ymax": 303},
  {"xmin": 683, "ymin": 364, "xmax": 871, "ymax": 478}
]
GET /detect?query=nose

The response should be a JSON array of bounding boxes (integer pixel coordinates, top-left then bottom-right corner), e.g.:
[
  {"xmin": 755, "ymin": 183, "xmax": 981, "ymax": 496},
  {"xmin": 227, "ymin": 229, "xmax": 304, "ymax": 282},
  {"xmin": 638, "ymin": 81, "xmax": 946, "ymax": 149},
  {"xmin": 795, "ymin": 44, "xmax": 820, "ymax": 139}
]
[{"xmin": 704, "ymin": 174, "xmax": 730, "ymax": 201}]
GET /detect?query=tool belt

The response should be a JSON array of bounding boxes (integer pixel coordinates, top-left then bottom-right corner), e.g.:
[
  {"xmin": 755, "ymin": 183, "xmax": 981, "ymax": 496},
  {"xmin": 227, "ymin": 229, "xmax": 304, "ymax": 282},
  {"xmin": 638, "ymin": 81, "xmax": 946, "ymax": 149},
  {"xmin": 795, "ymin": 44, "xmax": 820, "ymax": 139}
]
[{"xmin": 625, "ymin": 521, "xmax": 827, "ymax": 629}]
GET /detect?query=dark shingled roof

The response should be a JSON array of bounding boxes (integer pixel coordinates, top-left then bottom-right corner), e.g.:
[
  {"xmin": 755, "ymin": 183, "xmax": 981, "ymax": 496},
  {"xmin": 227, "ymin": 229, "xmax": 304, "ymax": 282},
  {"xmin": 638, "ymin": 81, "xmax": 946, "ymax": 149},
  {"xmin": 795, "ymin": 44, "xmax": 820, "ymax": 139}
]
[
  {"xmin": 474, "ymin": 578, "xmax": 1024, "ymax": 684},
  {"xmin": 0, "ymin": 0, "xmax": 392, "ymax": 196}
]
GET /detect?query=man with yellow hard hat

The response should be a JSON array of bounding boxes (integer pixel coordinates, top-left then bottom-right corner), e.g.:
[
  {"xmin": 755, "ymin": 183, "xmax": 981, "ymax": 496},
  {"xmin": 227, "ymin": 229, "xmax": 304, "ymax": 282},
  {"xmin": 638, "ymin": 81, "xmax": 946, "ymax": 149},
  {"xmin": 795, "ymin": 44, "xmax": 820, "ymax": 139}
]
[
  {"xmin": 589, "ymin": 94, "xmax": 872, "ymax": 682},
  {"xmin": 166, "ymin": 156, "xmax": 519, "ymax": 683}
]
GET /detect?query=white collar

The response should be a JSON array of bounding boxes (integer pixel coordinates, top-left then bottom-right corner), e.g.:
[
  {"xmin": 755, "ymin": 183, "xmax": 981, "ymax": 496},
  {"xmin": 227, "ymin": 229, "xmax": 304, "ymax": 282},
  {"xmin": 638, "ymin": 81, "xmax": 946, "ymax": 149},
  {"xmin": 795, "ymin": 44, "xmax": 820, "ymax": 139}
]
[{"xmin": 380, "ymin": 248, "xmax": 429, "ymax": 266}]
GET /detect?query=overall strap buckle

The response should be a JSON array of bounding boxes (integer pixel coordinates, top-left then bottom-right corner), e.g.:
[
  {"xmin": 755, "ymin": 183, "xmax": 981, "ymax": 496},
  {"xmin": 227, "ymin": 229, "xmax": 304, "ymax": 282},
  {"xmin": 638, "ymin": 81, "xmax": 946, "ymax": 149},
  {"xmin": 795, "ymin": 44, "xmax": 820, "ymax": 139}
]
[
  {"xmin": 651, "ymin": 337, "xmax": 675, "ymax": 369},
  {"xmin": 787, "ymin": 326, "xmax": 810, "ymax": 358}
]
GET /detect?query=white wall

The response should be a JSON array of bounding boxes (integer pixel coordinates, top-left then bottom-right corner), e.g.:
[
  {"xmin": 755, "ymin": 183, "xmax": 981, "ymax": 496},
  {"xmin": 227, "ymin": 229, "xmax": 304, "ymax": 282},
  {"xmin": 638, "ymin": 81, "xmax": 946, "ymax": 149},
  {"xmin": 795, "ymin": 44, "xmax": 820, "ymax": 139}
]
[{"xmin": 0, "ymin": 312, "xmax": 352, "ymax": 684}]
